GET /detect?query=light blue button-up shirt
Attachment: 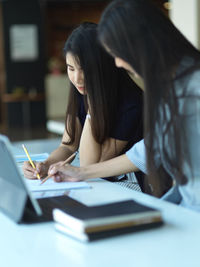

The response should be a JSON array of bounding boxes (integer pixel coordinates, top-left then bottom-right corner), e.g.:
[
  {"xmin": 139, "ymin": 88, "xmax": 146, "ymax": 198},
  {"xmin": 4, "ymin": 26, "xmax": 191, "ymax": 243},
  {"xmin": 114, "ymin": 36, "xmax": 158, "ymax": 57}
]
[{"xmin": 126, "ymin": 64, "xmax": 200, "ymax": 212}]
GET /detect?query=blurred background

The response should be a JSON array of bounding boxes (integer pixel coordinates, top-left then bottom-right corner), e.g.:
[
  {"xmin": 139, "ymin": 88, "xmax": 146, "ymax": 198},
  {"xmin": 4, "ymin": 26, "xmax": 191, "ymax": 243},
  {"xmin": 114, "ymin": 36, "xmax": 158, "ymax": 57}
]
[{"xmin": 0, "ymin": 0, "xmax": 199, "ymax": 142}]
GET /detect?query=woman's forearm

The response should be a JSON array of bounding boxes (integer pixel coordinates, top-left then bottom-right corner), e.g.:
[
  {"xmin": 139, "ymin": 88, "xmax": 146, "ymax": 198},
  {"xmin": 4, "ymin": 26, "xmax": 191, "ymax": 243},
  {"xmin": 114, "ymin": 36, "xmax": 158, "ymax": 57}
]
[
  {"xmin": 46, "ymin": 122, "xmax": 81, "ymax": 167},
  {"xmin": 45, "ymin": 146, "xmax": 75, "ymax": 167},
  {"xmin": 79, "ymin": 154, "xmax": 139, "ymax": 179}
]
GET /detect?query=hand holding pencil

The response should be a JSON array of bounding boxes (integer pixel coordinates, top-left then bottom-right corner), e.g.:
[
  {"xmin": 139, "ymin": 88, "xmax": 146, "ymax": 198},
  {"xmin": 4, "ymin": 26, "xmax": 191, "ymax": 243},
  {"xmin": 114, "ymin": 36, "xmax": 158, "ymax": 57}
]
[
  {"xmin": 23, "ymin": 160, "xmax": 48, "ymax": 179},
  {"xmin": 40, "ymin": 151, "xmax": 77, "ymax": 185},
  {"xmin": 22, "ymin": 144, "xmax": 41, "ymax": 180}
]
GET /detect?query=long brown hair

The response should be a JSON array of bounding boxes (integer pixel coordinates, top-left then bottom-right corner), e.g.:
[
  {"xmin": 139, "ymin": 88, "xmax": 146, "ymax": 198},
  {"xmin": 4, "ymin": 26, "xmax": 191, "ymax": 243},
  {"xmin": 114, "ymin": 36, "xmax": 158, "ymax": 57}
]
[
  {"xmin": 63, "ymin": 22, "xmax": 138, "ymax": 146},
  {"xmin": 98, "ymin": 0, "xmax": 200, "ymax": 196}
]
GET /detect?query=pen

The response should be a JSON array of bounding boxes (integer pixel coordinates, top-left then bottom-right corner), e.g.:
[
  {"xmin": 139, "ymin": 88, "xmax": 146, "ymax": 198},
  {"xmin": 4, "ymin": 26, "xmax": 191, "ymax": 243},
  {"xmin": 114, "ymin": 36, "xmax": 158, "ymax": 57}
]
[
  {"xmin": 40, "ymin": 151, "xmax": 78, "ymax": 185},
  {"xmin": 22, "ymin": 144, "xmax": 41, "ymax": 180}
]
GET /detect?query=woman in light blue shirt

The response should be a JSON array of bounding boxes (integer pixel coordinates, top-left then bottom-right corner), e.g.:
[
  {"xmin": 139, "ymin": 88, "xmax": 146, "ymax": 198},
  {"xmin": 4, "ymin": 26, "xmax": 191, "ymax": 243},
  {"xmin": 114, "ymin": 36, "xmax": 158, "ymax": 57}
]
[
  {"xmin": 98, "ymin": 0, "xmax": 200, "ymax": 211},
  {"xmin": 49, "ymin": 0, "xmax": 200, "ymax": 212}
]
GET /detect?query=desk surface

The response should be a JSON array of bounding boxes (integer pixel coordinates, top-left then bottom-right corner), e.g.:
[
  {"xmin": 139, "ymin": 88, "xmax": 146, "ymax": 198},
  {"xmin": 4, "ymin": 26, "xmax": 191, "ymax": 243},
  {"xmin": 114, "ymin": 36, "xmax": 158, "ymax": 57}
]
[
  {"xmin": 1, "ymin": 139, "xmax": 200, "ymax": 267},
  {"xmin": 12, "ymin": 138, "xmax": 61, "ymax": 155},
  {"xmin": 1, "ymin": 179, "xmax": 200, "ymax": 267}
]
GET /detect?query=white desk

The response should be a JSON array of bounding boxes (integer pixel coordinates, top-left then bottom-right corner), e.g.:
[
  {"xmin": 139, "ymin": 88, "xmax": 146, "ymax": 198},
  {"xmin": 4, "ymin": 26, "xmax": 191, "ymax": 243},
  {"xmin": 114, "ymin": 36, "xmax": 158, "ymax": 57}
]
[
  {"xmin": 12, "ymin": 138, "xmax": 61, "ymax": 154},
  {"xmin": 1, "ymin": 179, "xmax": 200, "ymax": 267},
  {"xmin": 1, "ymin": 139, "xmax": 200, "ymax": 267}
]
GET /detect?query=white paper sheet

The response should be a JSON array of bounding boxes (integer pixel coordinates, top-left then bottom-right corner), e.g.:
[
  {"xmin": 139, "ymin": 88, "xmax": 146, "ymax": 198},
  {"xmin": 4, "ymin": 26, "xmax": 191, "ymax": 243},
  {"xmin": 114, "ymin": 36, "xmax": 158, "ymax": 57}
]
[
  {"xmin": 26, "ymin": 178, "xmax": 90, "ymax": 192},
  {"xmin": 16, "ymin": 153, "xmax": 90, "ymax": 198},
  {"xmin": 15, "ymin": 153, "xmax": 49, "ymax": 162}
]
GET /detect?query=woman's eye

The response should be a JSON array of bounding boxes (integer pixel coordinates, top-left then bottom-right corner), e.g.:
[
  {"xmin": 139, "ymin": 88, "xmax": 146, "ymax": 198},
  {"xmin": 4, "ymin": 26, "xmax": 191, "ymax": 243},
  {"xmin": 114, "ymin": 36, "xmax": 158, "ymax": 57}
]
[{"xmin": 67, "ymin": 65, "xmax": 74, "ymax": 71}]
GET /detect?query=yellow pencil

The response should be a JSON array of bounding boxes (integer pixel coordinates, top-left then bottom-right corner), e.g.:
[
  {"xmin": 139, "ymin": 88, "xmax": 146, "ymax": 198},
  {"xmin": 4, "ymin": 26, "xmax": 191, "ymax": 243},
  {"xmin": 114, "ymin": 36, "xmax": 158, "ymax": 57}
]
[{"xmin": 22, "ymin": 144, "xmax": 41, "ymax": 180}]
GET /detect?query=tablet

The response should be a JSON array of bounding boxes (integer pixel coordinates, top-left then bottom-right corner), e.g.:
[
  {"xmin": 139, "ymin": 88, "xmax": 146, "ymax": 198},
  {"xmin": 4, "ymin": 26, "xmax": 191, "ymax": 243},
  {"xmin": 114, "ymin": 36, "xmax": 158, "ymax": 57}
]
[{"xmin": 0, "ymin": 134, "xmax": 85, "ymax": 223}]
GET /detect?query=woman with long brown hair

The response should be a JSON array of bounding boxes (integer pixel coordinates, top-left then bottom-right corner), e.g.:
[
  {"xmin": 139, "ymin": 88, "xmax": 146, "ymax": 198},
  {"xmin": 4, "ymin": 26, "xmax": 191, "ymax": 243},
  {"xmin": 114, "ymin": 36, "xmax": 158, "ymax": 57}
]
[
  {"xmin": 49, "ymin": 0, "xmax": 200, "ymax": 211},
  {"xmin": 23, "ymin": 22, "xmax": 144, "ymax": 189}
]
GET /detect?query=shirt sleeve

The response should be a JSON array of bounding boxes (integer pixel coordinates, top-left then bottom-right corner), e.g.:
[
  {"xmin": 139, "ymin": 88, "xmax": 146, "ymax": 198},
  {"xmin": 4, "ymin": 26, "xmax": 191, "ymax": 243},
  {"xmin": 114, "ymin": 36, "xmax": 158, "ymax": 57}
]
[{"xmin": 126, "ymin": 139, "xmax": 147, "ymax": 174}]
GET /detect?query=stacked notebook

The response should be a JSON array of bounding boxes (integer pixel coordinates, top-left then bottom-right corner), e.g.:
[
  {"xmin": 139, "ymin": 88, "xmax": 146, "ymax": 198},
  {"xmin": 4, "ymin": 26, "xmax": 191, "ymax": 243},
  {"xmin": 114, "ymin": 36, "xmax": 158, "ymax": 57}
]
[{"xmin": 53, "ymin": 199, "xmax": 163, "ymax": 242}]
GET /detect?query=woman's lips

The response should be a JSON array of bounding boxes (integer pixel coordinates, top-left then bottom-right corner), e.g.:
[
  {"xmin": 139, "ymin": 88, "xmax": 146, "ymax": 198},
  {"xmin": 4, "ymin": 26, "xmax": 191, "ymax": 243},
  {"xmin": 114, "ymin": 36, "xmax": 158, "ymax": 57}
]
[{"xmin": 77, "ymin": 86, "xmax": 84, "ymax": 91}]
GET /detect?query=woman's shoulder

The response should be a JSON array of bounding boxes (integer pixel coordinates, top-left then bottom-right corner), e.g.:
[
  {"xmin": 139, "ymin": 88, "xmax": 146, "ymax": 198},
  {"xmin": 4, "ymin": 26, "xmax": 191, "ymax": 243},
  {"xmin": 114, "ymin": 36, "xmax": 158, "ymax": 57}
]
[
  {"xmin": 187, "ymin": 68, "xmax": 200, "ymax": 88},
  {"xmin": 182, "ymin": 69, "xmax": 200, "ymax": 97},
  {"xmin": 176, "ymin": 59, "xmax": 200, "ymax": 96}
]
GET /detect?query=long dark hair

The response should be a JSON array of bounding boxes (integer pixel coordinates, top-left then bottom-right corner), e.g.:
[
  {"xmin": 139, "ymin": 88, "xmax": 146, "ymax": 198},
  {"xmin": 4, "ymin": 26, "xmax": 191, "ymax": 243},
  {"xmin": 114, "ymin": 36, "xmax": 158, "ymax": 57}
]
[
  {"xmin": 63, "ymin": 22, "xmax": 129, "ymax": 145},
  {"xmin": 98, "ymin": 0, "xmax": 200, "ymax": 196}
]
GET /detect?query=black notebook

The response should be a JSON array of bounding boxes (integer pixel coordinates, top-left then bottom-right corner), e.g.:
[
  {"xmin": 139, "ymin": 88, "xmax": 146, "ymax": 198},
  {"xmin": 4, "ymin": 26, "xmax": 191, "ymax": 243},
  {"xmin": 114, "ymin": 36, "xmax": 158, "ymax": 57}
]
[{"xmin": 53, "ymin": 199, "xmax": 163, "ymax": 242}]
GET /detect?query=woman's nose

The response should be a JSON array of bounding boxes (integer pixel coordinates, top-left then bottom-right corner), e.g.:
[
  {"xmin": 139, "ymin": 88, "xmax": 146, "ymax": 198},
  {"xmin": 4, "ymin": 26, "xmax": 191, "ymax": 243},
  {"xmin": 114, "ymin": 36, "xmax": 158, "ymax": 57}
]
[{"xmin": 75, "ymin": 71, "xmax": 83, "ymax": 84}]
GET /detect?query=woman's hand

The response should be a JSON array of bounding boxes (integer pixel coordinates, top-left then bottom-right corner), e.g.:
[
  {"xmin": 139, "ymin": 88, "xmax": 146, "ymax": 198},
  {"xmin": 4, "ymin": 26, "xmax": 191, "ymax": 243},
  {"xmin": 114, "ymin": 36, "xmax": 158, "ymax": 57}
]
[
  {"xmin": 23, "ymin": 161, "xmax": 49, "ymax": 179},
  {"xmin": 48, "ymin": 162, "xmax": 83, "ymax": 182}
]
